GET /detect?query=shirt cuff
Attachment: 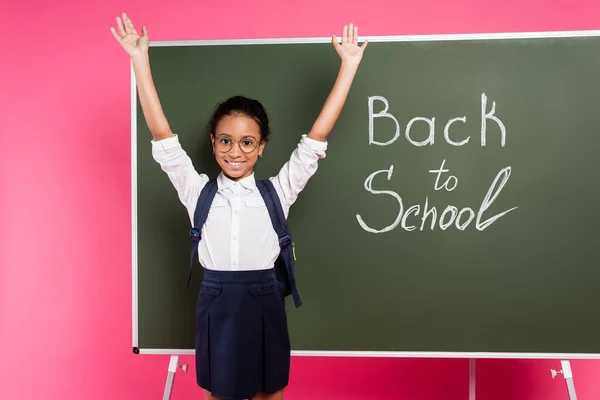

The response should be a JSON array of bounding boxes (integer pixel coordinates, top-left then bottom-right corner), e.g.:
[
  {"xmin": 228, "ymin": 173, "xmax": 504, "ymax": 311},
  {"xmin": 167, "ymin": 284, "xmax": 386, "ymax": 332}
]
[
  {"xmin": 301, "ymin": 134, "xmax": 328, "ymax": 152},
  {"xmin": 151, "ymin": 134, "xmax": 181, "ymax": 151}
]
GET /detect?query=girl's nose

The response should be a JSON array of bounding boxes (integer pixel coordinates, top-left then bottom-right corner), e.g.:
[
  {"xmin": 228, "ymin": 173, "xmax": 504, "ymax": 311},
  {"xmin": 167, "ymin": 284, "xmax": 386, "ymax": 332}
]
[{"xmin": 229, "ymin": 142, "xmax": 242, "ymax": 156}]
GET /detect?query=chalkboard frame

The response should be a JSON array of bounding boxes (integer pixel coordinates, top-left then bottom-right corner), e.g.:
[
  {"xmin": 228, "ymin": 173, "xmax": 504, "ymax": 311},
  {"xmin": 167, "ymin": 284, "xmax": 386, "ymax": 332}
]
[{"xmin": 131, "ymin": 30, "xmax": 600, "ymax": 359}]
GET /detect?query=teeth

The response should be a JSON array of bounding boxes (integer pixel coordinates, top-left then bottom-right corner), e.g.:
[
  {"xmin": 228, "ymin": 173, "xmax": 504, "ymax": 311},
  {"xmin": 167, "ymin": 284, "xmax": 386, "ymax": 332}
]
[{"xmin": 228, "ymin": 161, "xmax": 243, "ymax": 167}]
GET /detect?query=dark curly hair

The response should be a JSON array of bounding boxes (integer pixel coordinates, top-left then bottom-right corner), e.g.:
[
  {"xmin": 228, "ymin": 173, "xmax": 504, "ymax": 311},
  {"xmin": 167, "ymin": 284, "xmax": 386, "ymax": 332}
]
[{"xmin": 207, "ymin": 96, "xmax": 271, "ymax": 143}]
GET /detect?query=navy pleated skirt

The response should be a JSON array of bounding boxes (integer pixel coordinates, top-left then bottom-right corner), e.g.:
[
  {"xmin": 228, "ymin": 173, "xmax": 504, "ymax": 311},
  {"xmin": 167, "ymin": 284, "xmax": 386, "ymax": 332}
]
[{"xmin": 195, "ymin": 268, "xmax": 291, "ymax": 400}]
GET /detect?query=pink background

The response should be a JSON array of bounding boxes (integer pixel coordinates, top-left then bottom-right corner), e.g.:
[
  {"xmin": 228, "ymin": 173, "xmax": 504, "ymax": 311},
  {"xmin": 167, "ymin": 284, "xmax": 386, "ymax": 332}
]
[{"xmin": 2, "ymin": 0, "xmax": 599, "ymax": 398}]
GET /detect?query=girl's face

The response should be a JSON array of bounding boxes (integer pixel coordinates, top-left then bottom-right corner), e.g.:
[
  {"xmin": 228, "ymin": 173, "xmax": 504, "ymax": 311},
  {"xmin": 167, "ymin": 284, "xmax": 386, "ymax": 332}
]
[{"xmin": 211, "ymin": 114, "xmax": 266, "ymax": 181}]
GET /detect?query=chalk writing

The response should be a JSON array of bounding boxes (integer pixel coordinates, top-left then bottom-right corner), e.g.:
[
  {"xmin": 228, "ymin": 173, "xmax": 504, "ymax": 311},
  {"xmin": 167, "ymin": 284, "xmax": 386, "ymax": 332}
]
[
  {"xmin": 368, "ymin": 93, "xmax": 506, "ymax": 147},
  {"xmin": 359, "ymin": 93, "xmax": 516, "ymax": 233},
  {"xmin": 356, "ymin": 164, "xmax": 518, "ymax": 232},
  {"xmin": 429, "ymin": 159, "xmax": 458, "ymax": 191}
]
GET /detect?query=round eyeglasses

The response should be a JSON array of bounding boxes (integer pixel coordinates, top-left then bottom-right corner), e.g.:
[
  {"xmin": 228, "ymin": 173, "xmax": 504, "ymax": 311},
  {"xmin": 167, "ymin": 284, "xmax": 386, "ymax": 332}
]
[{"xmin": 213, "ymin": 136, "xmax": 260, "ymax": 153}]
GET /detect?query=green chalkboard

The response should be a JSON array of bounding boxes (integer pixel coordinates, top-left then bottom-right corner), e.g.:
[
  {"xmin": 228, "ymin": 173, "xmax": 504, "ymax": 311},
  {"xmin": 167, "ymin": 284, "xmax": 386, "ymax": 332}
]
[{"xmin": 133, "ymin": 33, "xmax": 600, "ymax": 357}]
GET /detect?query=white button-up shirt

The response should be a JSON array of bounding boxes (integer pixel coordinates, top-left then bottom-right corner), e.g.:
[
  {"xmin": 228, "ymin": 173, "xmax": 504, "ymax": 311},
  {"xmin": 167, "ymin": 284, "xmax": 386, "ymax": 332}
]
[{"xmin": 151, "ymin": 134, "xmax": 328, "ymax": 271}]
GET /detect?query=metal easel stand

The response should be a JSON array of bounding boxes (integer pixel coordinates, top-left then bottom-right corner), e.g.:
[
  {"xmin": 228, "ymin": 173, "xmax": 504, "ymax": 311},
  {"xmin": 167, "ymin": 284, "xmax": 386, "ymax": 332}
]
[
  {"xmin": 469, "ymin": 358, "xmax": 476, "ymax": 400},
  {"xmin": 163, "ymin": 355, "xmax": 188, "ymax": 400},
  {"xmin": 470, "ymin": 359, "xmax": 576, "ymax": 400},
  {"xmin": 161, "ymin": 356, "xmax": 576, "ymax": 400},
  {"xmin": 551, "ymin": 360, "xmax": 578, "ymax": 400}
]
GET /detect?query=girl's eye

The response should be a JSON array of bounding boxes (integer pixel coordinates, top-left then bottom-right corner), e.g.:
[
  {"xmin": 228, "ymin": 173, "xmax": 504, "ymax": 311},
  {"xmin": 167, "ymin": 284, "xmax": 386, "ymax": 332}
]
[
  {"xmin": 243, "ymin": 140, "xmax": 254, "ymax": 146},
  {"xmin": 220, "ymin": 138, "xmax": 231, "ymax": 144}
]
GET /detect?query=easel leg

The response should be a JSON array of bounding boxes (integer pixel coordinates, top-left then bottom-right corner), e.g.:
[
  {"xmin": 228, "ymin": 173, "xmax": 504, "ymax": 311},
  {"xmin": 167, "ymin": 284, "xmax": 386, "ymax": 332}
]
[
  {"xmin": 561, "ymin": 360, "xmax": 577, "ymax": 400},
  {"xmin": 469, "ymin": 358, "xmax": 476, "ymax": 400},
  {"xmin": 163, "ymin": 355, "xmax": 179, "ymax": 400},
  {"xmin": 551, "ymin": 360, "xmax": 577, "ymax": 400}
]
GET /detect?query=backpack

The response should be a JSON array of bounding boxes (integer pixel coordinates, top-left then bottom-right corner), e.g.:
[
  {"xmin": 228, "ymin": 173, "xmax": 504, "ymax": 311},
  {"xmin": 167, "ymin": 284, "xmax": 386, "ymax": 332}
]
[{"xmin": 187, "ymin": 178, "xmax": 302, "ymax": 308}]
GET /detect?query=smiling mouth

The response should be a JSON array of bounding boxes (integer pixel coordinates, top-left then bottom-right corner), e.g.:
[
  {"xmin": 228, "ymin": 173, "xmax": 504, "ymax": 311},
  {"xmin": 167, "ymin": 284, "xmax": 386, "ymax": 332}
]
[{"xmin": 226, "ymin": 160, "xmax": 245, "ymax": 168}]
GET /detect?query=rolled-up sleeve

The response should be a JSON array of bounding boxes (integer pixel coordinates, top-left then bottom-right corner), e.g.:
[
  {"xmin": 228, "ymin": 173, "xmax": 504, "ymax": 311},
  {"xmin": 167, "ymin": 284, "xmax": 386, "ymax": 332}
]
[
  {"xmin": 151, "ymin": 135, "xmax": 209, "ymax": 224},
  {"xmin": 270, "ymin": 134, "xmax": 328, "ymax": 218}
]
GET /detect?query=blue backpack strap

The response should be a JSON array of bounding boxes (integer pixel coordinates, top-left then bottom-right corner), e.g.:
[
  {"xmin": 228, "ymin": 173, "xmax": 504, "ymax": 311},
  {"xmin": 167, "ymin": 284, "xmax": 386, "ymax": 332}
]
[
  {"xmin": 256, "ymin": 179, "xmax": 302, "ymax": 308},
  {"xmin": 187, "ymin": 179, "xmax": 218, "ymax": 286}
]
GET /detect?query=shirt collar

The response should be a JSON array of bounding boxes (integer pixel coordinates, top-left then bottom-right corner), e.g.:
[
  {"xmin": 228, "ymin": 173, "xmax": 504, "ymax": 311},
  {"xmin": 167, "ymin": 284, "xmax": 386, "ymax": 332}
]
[{"xmin": 217, "ymin": 172, "xmax": 257, "ymax": 193}]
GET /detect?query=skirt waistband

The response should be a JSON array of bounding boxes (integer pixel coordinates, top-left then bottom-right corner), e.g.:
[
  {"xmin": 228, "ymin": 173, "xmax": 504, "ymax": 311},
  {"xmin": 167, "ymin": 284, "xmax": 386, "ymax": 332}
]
[{"xmin": 202, "ymin": 268, "xmax": 276, "ymax": 284}]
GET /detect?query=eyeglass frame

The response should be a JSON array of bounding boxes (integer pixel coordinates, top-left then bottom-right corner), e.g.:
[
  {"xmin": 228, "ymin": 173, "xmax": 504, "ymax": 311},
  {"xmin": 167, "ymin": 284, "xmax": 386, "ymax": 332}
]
[{"xmin": 211, "ymin": 134, "xmax": 264, "ymax": 154}]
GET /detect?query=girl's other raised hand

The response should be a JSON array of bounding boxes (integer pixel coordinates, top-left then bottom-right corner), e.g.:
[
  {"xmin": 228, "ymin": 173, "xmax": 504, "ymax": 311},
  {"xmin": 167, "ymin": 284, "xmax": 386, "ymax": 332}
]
[{"xmin": 332, "ymin": 23, "xmax": 368, "ymax": 68}]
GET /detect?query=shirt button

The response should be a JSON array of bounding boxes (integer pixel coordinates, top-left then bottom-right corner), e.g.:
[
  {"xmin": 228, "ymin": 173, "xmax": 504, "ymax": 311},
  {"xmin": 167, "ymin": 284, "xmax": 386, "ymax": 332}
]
[
  {"xmin": 233, "ymin": 236, "xmax": 237, "ymax": 241},
  {"xmin": 232, "ymin": 261, "xmax": 237, "ymax": 266}
]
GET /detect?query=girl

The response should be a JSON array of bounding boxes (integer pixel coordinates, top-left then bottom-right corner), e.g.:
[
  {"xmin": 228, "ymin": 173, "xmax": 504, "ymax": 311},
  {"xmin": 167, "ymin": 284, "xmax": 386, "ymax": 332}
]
[{"xmin": 111, "ymin": 13, "xmax": 367, "ymax": 400}]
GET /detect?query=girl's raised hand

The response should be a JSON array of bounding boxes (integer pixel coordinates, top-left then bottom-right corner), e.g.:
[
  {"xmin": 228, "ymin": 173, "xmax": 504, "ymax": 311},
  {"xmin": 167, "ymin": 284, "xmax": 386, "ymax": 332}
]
[
  {"xmin": 110, "ymin": 13, "xmax": 149, "ymax": 59},
  {"xmin": 332, "ymin": 23, "xmax": 368, "ymax": 67}
]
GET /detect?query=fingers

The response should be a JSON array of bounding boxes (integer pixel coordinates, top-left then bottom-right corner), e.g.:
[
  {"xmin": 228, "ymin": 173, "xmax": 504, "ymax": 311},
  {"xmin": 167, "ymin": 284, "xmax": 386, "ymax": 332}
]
[
  {"xmin": 341, "ymin": 23, "xmax": 360, "ymax": 44},
  {"xmin": 110, "ymin": 27, "xmax": 120, "ymax": 41},
  {"xmin": 129, "ymin": 18, "xmax": 139, "ymax": 36},
  {"xmin": 112, "ymin": 13, "xmax": 139, "ymax": 40},
  {"xmin": 142, "ymin": 25, "xmax": 148, "ymax": 38},
  {"xmin": 123, "ymin": 13, "xmax": 139, "ymax": 36},
  {"xmin": 122, "ymin": 13, "xmax": 131, "ymax": 35},
  {"xmin": 332, "ymin": 34, "xmax": 341, "ymax": 50},
  {"xmin": 116, "ymin": 16, "xmax": 126, "ymax": 36}
]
